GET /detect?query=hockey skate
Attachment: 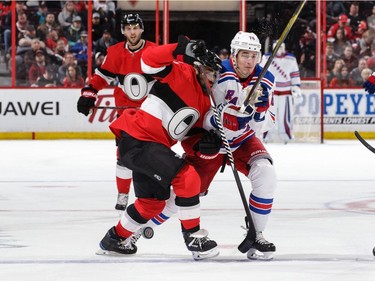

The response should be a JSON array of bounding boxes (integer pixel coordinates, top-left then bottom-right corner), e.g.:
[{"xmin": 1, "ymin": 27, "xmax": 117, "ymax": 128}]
[
  {"xmin": 96, "ymin": 226, "xmax": 137, "ymax": 256},
  {"xmin": 115, "ymin": 193, "xmax": 129, "ymax": 211},
  {"xmin": 183, "ymin": 229, "xmax": 219, "ymax": 260},
  {"xmin": 246, "ymin": 231, "xmax": 276, "ymax": 260}
]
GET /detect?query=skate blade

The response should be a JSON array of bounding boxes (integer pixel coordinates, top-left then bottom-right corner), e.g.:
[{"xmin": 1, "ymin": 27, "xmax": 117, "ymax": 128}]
[
  {"xmin": 247, "ymin": 248, "xmax": 274, "ymax": 261},
  {"xmin": 95, "ymin": 248, "xmax": 136, "ymax": 256},
  {"xmin": 192, "ymin": 248, "xmax": 220, "ymax": 261}
]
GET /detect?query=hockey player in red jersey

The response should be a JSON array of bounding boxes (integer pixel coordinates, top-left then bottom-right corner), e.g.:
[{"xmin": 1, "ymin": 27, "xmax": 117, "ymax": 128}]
[
  {"xmin": 96, "ymin": 35, "xmax": 222, "ymax": 260},
  {"xmin": 129, "ymin": 31, "xmax": 278, "ymax": 260},
  {"xmin": 77, "ymin": 13, "xmax": 157, "ymax": 212}
]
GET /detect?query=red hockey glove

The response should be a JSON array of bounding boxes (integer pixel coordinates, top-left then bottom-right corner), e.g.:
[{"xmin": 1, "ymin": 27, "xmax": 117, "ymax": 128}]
[
  {"xmin": 222, "ymin": 105, "xmax": 252, "ymax": 131},
  {"xmin": 363, "ymin": 73, "xmax": 375, "ymax": 94},
  {"xmin": 77, "ymin": 85, "xmax": 98, "ymax": 116}
]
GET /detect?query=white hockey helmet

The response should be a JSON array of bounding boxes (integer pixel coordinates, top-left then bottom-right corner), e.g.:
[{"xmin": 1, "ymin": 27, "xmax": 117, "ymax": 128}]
[
  {"xmin": 272, "ymin": 40, "xmax": 286, "ymax": 56},
  {"xmin": 230, "ymin": 31, "xmax": 262, "ymax": 63}
]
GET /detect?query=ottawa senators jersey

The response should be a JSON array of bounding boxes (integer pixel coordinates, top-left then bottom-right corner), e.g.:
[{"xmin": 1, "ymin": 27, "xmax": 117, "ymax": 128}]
[
  {"xmin": 109, "ymin": 43, "xmax": 211, "ymax": 148},
  {"xmin": 89, "ymin": 40, "xmax": 158, "ymax": 114}
]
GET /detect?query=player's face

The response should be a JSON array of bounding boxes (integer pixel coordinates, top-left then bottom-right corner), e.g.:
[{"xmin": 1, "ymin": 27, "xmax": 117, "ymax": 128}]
[
  {"xmin": 235, "ymin": 50, "xmax": 258, "ymax": 77},
  {"xmin": 123, "ymin": 24, "xmax": 143, "ymax": 47}
]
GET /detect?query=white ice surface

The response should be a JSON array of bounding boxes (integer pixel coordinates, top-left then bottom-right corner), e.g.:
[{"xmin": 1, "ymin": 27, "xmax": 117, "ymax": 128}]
[{"xmin": 1, "ymin": 139, "xmax": 374, "ymax": 280}]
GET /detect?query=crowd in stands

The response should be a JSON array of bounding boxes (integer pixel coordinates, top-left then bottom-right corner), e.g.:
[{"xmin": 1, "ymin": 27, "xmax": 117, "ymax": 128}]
[
  {"xmin": 0, "ymin": 0, "xmax": 117, "ymax": 87},
  {"xmin": 324, "ymin": 1, "xmax": 375, "ymax": 87},
  {"xmin": 1, "ymin": 1, "xmax": 375, "ymax": 88}
]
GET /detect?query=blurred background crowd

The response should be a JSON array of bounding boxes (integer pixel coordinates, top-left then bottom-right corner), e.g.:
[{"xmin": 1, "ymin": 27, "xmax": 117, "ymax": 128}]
[{"xmin": 0, "ymin": 0, "xmax": 374, "ymax": 88}]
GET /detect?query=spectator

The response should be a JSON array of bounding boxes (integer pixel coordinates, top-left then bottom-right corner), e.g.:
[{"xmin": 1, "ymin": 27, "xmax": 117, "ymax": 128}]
[
  {"xmin": 18, "ymin": 25, "xmax": 38, "ymax": 49},
  {"xmin": 299, "ymin": 25, "xmax": 316, "ymax": 77},
  {"xmin": 28, "ymin": 49, "xmax": 47, "ymax": 85},
  {"xmin": 350, "ymin": 58, "xmax": 368, "ymax": 86},
  {"xmin": 339, "ymin": 45, "xmax": 358, "ymax": 72},
  {"xmin": 92, "ymin": 12, "xmax": 105, "ymax": 42},
  {"xmin": 16, "ymin": 51, "xmax": 34, "ymax": 86},
  {"xmin": 93, "ymin": 0, "xmax": 116, "ymax": 31},
  {"xmin": 34, "ymin": 64, "xmax": 59, "ymax": 87},
  {"xmin": 45, "ymin": 28, "xmax": 68, "ymax": 55},
  {"xmin": 353, "ymin": 20, "xmax": 368, "ymax": 42},
  {"xmin": 94, "ymin": 29, "xmax": 118, "ymax": 55},
  {"xmin": 327, "ymin": 58, "xmax": 345, "ymax": 85},
  {"xmin": 57, "ymin": 52, "xmax": 81, "ymax": 85},
  {"xmin": 347, "ymin": 1, "xmax": 365, "ymax": 35},
  {"xmin": 15, "ymin": 12, "xmax": 29, "ymax": 43},
  {"xmin": 93, "ymin": 51, "xmax": 105, "ymax": 74},
  {"xmin": 329, "ymin": 65, "xmax": 354, "ymax": 87},
  {"xmin": 52, "ymin": 39, "xmax": 69, "ymax": 65},
  {"xmin": 65, "ymin": 15, "xmax": 83, "ymax": 47},
  {"xmin": 219, "ymin": 48, "xmax": 229, "ymax": 60},
  {"xmin": 365, "ymin": 42, "xmax": 375, "ymax": 70},
  {"xmin": 70, "ymin": 30, "xmax": 88, "ymax": 69},
  {"xmin": 356, "ymin": 29, "xmax": 375, "ymax": 58},
  {"xmin": 58, "ymin": 0, "xmax": 78, "ymax": 30},
  {"xmin": 360, "ymin": 68, "xmax": 373, "ymax": 86},
  {"xmin": 63, "ymin": 64, "xmax": 85, "ymax": 87},
  {"xmin": 327, "ymin": 14, "xmax": 353, "ymax": 41},
  {"xmin": 326, "ymin": 41, "xmax": 339, "ymax": 72},
  {"xmin": 367, "ymin": 5, "xmax": 375, "ymax": 31},
  {"xmin": 326, "ymin": 1, "xmax": 346, "ymax": 26},
  {"xmin": 37, "ymin": 12, "xmax": 60, "ymax": 41},
  {"xmin": 332, "ymin": 27, "xmax": 351, "ymax": 56},
  {"xmin": 32, "ymin": 2, "xmax": 48, "ymax": 26}
]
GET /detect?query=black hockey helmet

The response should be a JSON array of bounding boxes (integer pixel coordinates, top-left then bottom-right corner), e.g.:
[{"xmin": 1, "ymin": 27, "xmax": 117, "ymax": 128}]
[{"xmin": 121, "ymin": 13, "xmax": 144, "ymax": 30}]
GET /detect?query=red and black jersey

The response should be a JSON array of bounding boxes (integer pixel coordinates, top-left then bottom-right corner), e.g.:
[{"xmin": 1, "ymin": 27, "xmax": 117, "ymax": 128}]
[
  {"xmin": 89, "ymin": 40, "xmax": 158, "ymax": 114},
  {"xmin": 109, "ymin": 43, "xmax": 211, "ymax": 148}
]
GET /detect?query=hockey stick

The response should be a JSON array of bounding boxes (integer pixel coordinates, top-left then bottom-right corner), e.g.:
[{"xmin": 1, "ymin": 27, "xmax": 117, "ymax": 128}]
[
  {"xmin": 239, "ymin": 0, "xmax": 307, "ymax": 113},
  {"xmin": 354, "ymin": 131, "xmax": 375, "ymax": 154},
  {"xmin": 198, "ymin": 65, "xmax": 256, "ymax": 253}
]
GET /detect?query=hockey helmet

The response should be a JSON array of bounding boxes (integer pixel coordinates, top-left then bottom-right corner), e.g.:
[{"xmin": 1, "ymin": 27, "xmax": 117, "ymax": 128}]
[
  {"xmin": 230, "ymin": 31, "xmax": 262, "ymax": 63},
  {"xmin": 272, "ymin": 40, "xmax": 286, "ymax": 56},
  {"xmin": 121, "ymin": 13, "xmax": 144, "ymax": 30}
]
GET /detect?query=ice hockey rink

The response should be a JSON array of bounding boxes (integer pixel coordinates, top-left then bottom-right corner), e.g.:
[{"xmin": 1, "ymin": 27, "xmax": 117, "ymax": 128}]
[{"xmin": 1, "ymin": 138, "xmax": 374, "ymax": 281}]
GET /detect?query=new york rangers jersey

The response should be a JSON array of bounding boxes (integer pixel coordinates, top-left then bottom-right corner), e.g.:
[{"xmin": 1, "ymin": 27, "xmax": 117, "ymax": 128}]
[
  {"xmin": 204, "ymin": 59, "xmax": 275, "ymax": 152},
  {"xmin": 260, "ymin": 52, "xmax": 300, "ymax": 94}
]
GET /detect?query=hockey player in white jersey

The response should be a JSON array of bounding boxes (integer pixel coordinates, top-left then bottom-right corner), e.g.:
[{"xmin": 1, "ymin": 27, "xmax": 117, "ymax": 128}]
[
  {"xmin": 130, "ymin": 31, "xmax": 278, "ymax": 260},
  {"xmin": 260, "ymin": 41, "xmax": 301, "ymax": 144}
]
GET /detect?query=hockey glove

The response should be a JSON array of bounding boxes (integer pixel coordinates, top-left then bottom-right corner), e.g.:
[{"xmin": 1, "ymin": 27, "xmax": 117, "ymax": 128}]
[
  {"xmin": 193, "ymin": 130, "xmax": 222, "ymax": 160},
  {"xmin": 248, "ymin": 85, "xmax": 270, "ymax": 112},
  {"xmin": 173, "ymin": 35, "xmax": 207, "ymax": 66},
  {"xmin": 363, "ymin": 73, "xmax": 375, "ymax": 94},
  {"xmin": 222, "ymin": 104, "xmax": 252, "ymax": 131},
  {"xmin": 291, "ymin": 85, "xmax": 302, "ymax": 100},
  {"xmin": 77, "ymin": 85, "xmax": 98, "ymax": 116}
]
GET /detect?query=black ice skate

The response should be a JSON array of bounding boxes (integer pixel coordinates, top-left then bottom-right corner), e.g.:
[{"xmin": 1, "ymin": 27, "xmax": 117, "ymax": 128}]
[
  {"xmin": 183, "ymin": 229, "xmax": 219, "ymax": 260},
  {"xmin": 96, "ymin": 226, "xmax": 137, "ymax": 256},
  {"xmin": 247, "ymin": 231, "xmax": 276, "ymax": 260},
  {"xmin": 115, "ymin": 193, "xmax": 129, "ymax": 211}
]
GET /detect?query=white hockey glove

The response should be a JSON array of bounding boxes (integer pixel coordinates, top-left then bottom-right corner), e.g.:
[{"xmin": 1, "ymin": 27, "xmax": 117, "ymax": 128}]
[
  {"xmin": 247, "ymin": 85, "xmax": 270, "ymax": 112},
  {"xmin": 291, "ymin": 85, "xmax": 302, "ymax": 100}
]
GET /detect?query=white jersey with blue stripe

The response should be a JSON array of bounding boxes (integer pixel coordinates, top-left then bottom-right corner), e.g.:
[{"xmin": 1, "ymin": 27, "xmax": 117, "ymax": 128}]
[
  {"xmin": 260, "ymin": 52, "xmax": 300, "ymax": 91},
  {"xmin": 203, "ymin": 59, "xmax": 275, "ymax": 153}
]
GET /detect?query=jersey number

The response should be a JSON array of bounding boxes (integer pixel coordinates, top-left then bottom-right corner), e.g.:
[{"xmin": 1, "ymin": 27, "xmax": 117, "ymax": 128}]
[
  {"xmin": 168, "ymin": 107, "xmax": 200, "ymax": 140},
  {"xmin": 122, "ymin": 73, "xmax": 155, "ymax": 101}
]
